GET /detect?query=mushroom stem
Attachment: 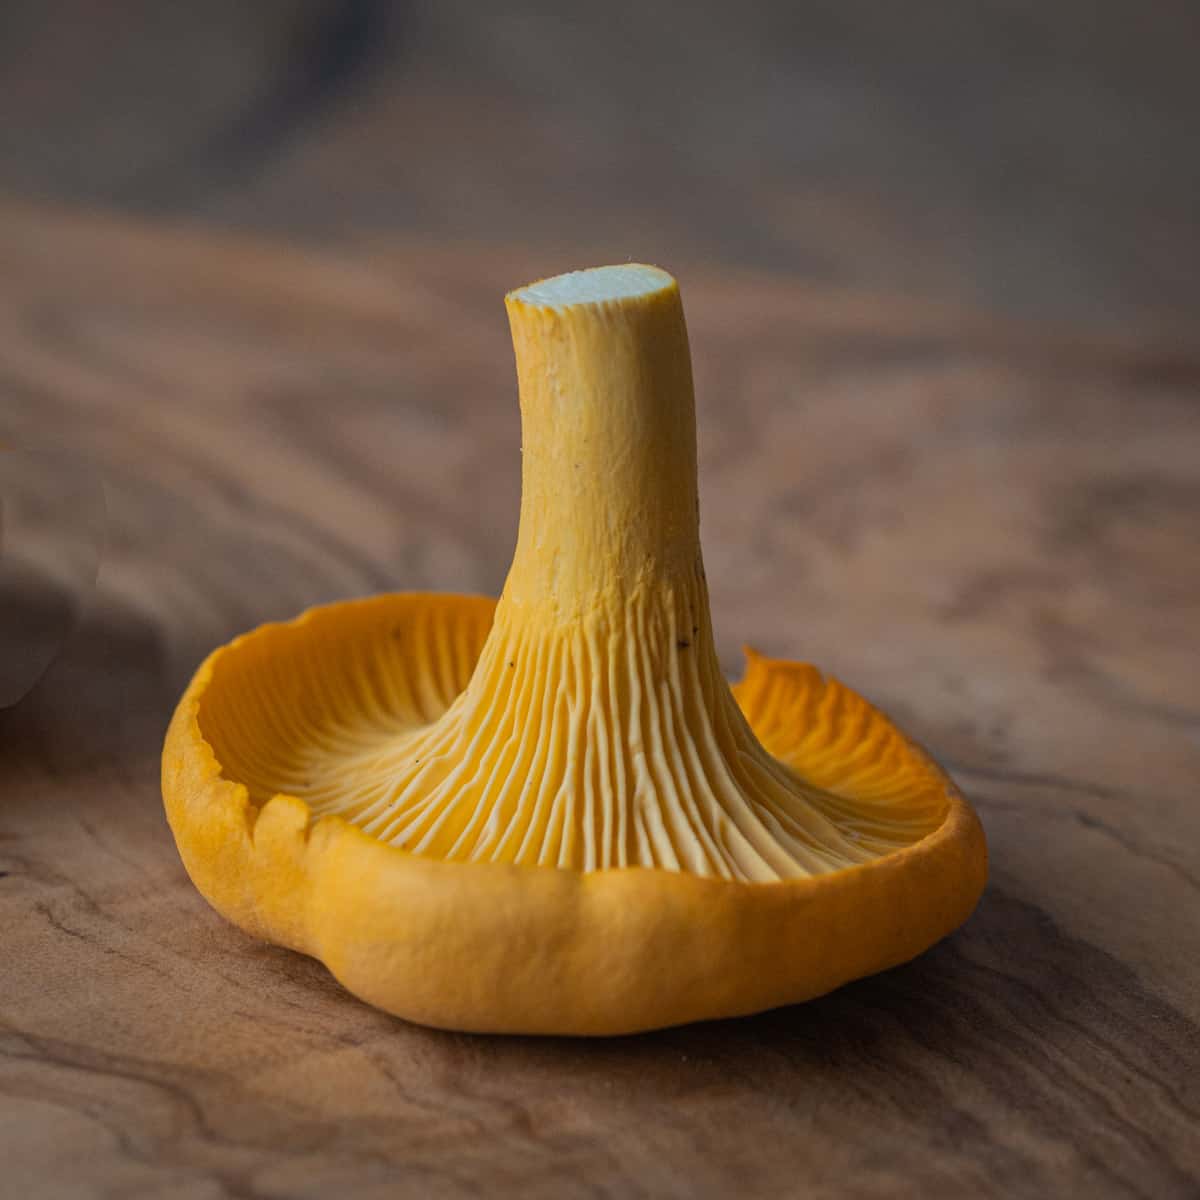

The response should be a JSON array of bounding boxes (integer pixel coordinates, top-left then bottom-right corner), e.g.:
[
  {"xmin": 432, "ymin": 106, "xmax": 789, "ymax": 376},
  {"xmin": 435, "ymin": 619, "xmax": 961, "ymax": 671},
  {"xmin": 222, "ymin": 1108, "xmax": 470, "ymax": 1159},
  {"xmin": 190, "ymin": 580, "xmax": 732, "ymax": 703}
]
[{"xmin": 502, "ymin": 266, "xmax": 701, "ymax": 620}]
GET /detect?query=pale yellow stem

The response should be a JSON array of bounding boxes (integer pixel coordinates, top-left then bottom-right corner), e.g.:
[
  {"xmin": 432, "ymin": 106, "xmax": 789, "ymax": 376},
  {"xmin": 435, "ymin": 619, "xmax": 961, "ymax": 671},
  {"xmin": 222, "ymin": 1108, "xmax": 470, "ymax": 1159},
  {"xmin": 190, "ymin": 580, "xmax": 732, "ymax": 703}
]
[{"xmin": 502, "ymin": 266, "xmax": 700, "ymax": 619}]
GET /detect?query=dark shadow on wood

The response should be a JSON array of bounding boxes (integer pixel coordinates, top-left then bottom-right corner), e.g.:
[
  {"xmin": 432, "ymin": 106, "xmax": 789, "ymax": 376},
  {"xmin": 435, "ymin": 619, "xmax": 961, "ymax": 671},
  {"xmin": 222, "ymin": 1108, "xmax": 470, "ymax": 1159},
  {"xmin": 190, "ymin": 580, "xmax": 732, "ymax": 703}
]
[{"xmin": 0, "ymin": 595, "xmax": 169, "ymax": 777}]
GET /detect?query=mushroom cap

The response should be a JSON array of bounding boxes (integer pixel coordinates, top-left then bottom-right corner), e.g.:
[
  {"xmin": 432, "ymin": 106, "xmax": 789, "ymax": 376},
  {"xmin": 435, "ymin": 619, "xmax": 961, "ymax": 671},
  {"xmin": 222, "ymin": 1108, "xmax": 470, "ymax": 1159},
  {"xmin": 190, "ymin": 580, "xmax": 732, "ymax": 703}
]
[{"xmin": 163, "ymin": 591, "xmax": 986, "ymax": 1035}]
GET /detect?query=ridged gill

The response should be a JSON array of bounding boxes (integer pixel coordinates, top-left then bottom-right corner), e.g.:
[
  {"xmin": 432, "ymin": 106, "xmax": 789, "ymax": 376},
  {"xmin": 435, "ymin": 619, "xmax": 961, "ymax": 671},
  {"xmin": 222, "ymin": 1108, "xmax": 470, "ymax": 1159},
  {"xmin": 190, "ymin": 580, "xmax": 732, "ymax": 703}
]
[{"xmin": 199, "ymin": 591, "xmax": 947, "ymax": 883}]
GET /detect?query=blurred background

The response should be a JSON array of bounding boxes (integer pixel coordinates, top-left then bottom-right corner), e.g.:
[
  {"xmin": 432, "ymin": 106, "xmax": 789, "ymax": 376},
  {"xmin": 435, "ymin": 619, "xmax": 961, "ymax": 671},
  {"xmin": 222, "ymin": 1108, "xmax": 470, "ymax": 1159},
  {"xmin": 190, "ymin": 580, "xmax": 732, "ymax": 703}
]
[{"xmin": 3, "ymin": 0, "xmax": 1199, "ymax": 329}]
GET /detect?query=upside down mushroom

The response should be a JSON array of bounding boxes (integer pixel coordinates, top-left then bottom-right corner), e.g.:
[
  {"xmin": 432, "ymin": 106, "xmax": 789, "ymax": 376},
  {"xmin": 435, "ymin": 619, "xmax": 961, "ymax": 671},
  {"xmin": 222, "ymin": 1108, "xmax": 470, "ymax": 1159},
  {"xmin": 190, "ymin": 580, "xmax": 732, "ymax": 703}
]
[{"xmin": 162, "ymin": 264, "xmax": 987, "ymax": 1035}]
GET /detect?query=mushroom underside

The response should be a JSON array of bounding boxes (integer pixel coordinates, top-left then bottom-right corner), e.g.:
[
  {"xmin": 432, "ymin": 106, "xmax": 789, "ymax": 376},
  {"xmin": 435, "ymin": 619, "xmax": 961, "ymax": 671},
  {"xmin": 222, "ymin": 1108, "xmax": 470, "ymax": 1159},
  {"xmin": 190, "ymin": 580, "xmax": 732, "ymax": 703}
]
[
  {"xmin": 165, "ymin": 262, "xmax": 987, "ymax": 1034},
  {"xmin": 198, "ymin": 593, "xmax": 952, "ymax": 883}
]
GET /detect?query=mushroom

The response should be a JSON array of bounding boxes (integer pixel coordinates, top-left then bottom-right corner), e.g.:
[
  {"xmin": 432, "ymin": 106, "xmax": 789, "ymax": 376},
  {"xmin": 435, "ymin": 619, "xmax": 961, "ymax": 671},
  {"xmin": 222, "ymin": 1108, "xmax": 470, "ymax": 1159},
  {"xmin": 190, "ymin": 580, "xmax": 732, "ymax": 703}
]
[{"xmin": 163, "ymin": 264, "xmax": 987, "ymax": 1035}]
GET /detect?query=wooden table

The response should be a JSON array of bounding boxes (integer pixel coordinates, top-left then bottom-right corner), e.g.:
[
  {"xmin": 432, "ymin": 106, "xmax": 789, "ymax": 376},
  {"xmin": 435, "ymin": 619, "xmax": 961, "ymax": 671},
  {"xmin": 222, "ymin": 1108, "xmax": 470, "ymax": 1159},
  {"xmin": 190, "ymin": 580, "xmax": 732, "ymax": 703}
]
[{"xmin": 2, "ymin": 202, "xmax": 1198, "ymax": 1198}]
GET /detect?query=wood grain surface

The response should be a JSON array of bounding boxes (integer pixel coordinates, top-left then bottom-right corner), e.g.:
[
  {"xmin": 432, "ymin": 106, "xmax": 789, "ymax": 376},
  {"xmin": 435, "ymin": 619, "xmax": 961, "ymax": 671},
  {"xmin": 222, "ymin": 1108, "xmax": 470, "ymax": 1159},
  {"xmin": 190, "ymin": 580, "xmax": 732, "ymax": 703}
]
[{"xmin": 2, "ymin": 202, "xmax": 1199, "ymax": 1198}]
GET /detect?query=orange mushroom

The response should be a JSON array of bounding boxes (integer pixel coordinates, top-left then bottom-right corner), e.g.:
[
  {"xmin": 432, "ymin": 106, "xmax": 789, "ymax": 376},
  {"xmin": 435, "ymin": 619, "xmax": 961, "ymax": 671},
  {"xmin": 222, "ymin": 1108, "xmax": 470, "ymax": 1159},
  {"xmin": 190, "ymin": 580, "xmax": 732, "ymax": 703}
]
[{"xmin": 162, "ymin": 264, "xmax": 986, "ymax": 1034}]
